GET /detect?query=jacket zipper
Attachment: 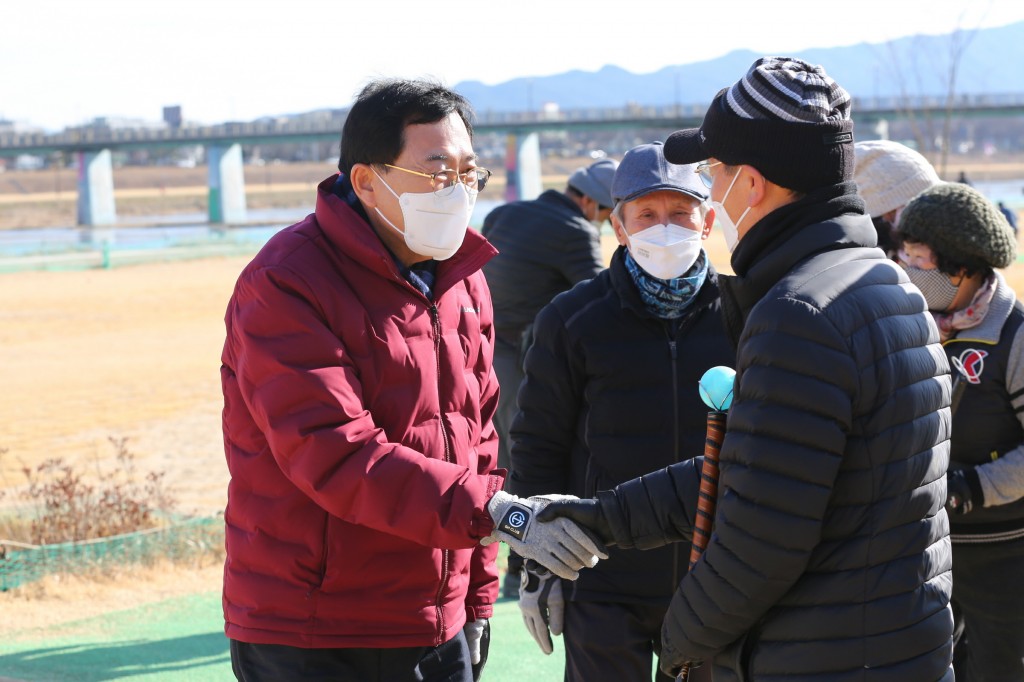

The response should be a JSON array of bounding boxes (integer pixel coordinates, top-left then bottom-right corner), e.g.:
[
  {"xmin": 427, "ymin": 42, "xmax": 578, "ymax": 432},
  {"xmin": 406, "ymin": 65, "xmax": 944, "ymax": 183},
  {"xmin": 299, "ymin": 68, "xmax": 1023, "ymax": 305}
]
[
  {"xmin": 668, "ymin": 334, "xmax": 681, "ymax": 591},
  {"xmin": 431, "ymin": 303, "xmax": 452, "ymax": 644}
]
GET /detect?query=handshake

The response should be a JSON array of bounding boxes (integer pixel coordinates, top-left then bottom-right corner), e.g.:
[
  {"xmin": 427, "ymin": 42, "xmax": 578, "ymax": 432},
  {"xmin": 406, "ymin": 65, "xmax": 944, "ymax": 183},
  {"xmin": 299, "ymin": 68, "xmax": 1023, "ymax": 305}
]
[{"xmin": 481, "ymin": 492, "xmax": 610, "ymax": 580}]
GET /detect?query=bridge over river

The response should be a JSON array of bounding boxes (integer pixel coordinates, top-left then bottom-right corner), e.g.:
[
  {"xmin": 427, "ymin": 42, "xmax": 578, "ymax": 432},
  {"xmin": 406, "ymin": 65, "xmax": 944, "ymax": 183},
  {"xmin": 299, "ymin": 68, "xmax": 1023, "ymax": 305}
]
[{"xmin": 3, "ymin": 93, "xmax": 1023, "ymax": 228}]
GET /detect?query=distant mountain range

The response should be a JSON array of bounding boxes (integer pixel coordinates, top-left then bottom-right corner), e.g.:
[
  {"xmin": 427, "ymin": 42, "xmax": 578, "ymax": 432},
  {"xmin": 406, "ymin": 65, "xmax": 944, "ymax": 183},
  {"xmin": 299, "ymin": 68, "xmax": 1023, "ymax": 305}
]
[{"xmin": 454, "ymin": 21, "xmax": 1024, "ymax": 113}]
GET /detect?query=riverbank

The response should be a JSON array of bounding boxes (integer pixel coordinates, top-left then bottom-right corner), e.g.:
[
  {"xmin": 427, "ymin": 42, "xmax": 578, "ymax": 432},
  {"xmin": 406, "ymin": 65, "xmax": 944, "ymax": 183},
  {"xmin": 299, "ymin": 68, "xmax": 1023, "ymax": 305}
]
[{"xmin": 2, "ymin": 155, "xmax": 1022, "ymax": 230}]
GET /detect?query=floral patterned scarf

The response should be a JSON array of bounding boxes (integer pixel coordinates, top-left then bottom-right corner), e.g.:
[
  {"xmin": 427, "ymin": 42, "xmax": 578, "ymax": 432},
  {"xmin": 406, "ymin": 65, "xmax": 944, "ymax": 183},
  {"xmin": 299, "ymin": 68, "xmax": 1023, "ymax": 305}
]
[{"xmin": 932, "ymin": 273, "xmax": 997, "ymax": 342}]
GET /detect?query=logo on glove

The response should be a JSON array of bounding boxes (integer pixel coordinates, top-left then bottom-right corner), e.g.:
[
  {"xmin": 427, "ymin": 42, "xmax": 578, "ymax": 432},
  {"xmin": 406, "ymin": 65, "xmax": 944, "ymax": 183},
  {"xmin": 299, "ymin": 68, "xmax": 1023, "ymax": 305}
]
[{"xmin": 498, "ymin": 504, "xmax": 532, "ymax": 541}]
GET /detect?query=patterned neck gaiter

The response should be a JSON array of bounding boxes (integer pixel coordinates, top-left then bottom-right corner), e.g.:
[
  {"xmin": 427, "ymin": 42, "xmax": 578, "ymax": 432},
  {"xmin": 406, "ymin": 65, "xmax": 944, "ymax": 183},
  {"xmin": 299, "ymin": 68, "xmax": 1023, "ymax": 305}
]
[{"xmin": 624, "ymin": 248, "xmax": 708, "ymax": 320}]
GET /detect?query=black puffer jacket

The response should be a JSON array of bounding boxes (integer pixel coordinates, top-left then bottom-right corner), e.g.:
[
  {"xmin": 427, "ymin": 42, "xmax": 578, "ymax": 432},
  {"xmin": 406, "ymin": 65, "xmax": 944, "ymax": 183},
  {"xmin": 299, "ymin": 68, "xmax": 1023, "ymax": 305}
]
[
  {"xmin": 509, "ymin": 247, "xmax": 734, "ymax": 602},
  {"xmin": 481, "ymin": 190, "xmax": 604, "ymax": 342},
  {"xmin": 598, "ymin": 184, "xmax": 955, "ymax": 681}
]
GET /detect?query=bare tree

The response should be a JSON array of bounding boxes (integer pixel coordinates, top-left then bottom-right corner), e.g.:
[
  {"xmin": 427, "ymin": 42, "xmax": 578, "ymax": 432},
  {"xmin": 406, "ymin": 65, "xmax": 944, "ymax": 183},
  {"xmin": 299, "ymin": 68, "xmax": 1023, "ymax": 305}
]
[
  {"xmin": 875, "ymin": 4, "xmax": 988, "ymax": 177},
  {"xmin": 939, "ymin": 25, "xmax": 979, "ymax": 176},
  {"xmin": 879, "ymin": 37, "xmax": 936, "ymax": 154}
]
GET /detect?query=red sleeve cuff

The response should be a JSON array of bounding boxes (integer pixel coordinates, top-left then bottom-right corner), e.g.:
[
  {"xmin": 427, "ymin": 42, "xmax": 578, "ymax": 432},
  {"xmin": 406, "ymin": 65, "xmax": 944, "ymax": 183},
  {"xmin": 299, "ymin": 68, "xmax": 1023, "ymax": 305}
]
[{"xmin": 466, "ymin": 603, "xmax": 494, "ymax": 621}]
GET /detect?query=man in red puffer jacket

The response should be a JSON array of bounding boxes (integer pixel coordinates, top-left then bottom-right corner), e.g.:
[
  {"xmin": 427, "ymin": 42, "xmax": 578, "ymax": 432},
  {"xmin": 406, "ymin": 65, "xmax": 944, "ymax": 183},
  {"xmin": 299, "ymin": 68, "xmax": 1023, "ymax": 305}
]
[{"xmin": 220, "ymin": 78, "xmax": 606, "ymax": 682}]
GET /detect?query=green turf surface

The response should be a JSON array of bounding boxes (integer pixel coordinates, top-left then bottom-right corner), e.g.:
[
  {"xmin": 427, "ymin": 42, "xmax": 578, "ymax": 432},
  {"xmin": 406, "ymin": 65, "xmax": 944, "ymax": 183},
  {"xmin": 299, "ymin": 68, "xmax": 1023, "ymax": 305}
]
[{"xmin": 0, "ymin": 588, "xmax": 567, "ymax": 681}]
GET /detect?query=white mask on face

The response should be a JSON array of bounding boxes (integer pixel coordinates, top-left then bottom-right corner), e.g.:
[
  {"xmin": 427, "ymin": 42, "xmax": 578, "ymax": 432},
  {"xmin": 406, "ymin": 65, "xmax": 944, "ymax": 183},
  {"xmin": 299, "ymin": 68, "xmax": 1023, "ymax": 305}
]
[
  {"xmin": 625, "ymin": 223, "xmax": 702, "ymax": 280},
  {"xmin": 710, "ymin": 167, "xmax": 751, "ymax": 253},
  {"xmin": 373, "ymin": 169, "xmax": 477, "ymax": 260}
]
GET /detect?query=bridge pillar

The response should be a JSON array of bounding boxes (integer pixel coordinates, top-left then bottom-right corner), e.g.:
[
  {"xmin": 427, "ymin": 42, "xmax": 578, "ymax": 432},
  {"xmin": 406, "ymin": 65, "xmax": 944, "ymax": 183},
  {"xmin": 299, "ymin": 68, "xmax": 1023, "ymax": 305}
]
[
  {"xmin": 873, "ymin": 118, "xmax": 890, "ymax": 140},
  {"xmin": 207, "ymin": 143, "xmax": 247, "ymax": 224},
  {"xmin": 503, "ymin": 132, "xmax": 542, "ymax": 202},
  {"xmin": 76, "ymin": 149, "xmax": 116, "ymax": 227}
]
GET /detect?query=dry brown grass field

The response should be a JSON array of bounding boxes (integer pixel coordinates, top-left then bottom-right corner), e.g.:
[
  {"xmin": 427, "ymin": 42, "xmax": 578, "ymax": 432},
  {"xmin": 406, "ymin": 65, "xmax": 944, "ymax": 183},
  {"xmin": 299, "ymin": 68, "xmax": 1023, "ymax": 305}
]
[{"xmin": 0, "ymin": 159, "xmax": 1022, "ymax": 631}]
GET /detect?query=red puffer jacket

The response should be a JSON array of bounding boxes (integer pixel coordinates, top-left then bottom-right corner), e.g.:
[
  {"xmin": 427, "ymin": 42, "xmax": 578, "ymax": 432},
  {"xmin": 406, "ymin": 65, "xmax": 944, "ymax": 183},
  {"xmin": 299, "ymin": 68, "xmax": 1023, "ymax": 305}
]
[{"xmin": 221, "ymin": 176, "xmax": 504, "ymax": 648}]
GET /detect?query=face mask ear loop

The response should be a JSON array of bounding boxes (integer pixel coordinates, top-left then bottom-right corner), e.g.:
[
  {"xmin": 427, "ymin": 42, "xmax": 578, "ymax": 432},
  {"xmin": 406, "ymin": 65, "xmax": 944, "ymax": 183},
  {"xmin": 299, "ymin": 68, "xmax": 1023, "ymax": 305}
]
[
  {"xmin": 734, "ymin": 206, "xmax": 751, "ymax": 233},
  {"xmin": 721, "ymin": 167, "xmax": 752, "ymax": 235},
  {"xmin": 370, "ymin": 167, "xmax": 406, "ymax": 237},
  {"xmin": 371, "ymin": 167, "xmax": 401, "ymax": 200},
  {"xmin": 716, "ymin": 167, "xmax": 742, "ymax": 217},
  {"xmin": 721, "ymin": 166, "xmax": 742, "ymax": 200}
]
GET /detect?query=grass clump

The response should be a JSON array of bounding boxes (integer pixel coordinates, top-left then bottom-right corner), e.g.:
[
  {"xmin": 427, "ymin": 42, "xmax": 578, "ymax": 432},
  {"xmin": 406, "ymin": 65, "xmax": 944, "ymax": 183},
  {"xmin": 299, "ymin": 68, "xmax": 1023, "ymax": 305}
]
[{"xmin": 2, "ymin": 437, "xmax": 175, "ymax": 546}]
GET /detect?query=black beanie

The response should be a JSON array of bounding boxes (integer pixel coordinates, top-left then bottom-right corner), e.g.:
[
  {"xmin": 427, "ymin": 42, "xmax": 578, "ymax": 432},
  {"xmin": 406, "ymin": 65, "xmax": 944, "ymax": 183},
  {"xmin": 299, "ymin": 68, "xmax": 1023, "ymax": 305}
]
[
  {"xmin": 664, "ymin": 57, "xmax": 855, "ymax": 193},
  {"xmin": 898, "ymin": 182, "xmax": 1017, "ymax": 269}
]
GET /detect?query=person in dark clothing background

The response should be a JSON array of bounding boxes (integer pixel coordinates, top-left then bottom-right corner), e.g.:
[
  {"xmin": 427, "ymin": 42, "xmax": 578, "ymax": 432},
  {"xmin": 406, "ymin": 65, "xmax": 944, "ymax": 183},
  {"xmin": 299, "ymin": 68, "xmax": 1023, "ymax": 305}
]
[
  {"xmin": 481, "ymin": 157, "xmax": 617, "ymax": 473},
  {"xmin": 481, "ymin": 156, "xmax": 617, "ymax": 596},
  {"xmin": 895, "ymin": 182, "xmax": 1024, "ymax": 681},
  {"xmin": 997, "ymin": 199, "xmax": 1019, "ymax": 235},
  {"xmin": 508, "ymin": 141, "xmax": 732, "ymax": 681},
  {"xmin": 539, "ymin": 57, "xmax": 955, "ymax": 681}
]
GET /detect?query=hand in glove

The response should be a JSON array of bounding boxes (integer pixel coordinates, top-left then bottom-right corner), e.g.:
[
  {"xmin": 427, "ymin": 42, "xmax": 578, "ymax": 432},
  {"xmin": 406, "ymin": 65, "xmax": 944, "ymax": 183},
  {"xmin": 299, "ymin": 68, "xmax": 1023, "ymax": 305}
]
[
  {"xmin": 536, "ymin": 496, "xmax": 613, "ymax": 545},
  {"xmin": 662, "ymin": 658, "xmax": 705, "ymax": 679},
  {"xmin": 463, "ymin": 619, "xmax": 489, "ymax": 681},
  {"xmin": 518, "ymin": 560, "xmax": 564, "ymax": 655},
  {"xmin": 946, "ymin": 468, "xmax": 984, "ymax": 515},
  {"xmin": 482, "ymin": 491, "xmax": 608, "ymax": 580},
  {"xmin": 660, "ymin": 627, "xmax": 703, "ymax": 679}
]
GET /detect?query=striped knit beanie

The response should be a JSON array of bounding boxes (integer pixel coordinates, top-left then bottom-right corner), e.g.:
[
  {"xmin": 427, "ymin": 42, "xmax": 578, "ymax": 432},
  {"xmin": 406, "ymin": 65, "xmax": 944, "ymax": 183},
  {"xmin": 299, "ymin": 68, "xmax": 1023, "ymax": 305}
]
[{"xmin": 664, "ymin": 57, "xmax": 855, "ymax": 193}]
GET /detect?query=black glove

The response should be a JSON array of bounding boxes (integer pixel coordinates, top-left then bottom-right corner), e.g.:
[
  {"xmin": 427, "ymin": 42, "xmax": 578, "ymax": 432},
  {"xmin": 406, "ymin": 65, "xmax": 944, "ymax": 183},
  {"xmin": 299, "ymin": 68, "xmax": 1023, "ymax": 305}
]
[
  {"xmin": 946, "ymin": 468, "xmax": 983, "ymax": 515},
  {"xmin": 536, "ymin": 496, "xmax": 613, "ymax": 546}
]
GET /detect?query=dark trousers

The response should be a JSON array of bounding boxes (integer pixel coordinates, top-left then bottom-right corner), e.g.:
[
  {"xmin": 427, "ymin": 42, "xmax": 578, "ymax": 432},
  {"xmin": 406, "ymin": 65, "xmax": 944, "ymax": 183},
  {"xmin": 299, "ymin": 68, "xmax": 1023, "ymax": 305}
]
[
  {"xmin": 951, "ymin": 536, "xmax": 1024, "ymax": 681},
  {"xmin": 230, "ymin": 632, "xmax": 473, "ymax": 682},
  {"xmin": 563, "ymin": 600, "xmax": 711, "ymax": 682},
  {"xmin": 492, "ymin": 336, "xmax": 525, "ymax": 473}
]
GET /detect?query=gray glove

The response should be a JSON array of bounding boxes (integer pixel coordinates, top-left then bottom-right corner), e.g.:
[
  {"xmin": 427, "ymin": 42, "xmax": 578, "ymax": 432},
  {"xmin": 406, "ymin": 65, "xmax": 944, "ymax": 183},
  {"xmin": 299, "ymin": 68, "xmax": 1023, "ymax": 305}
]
[
  {"xmin": 482, "ymin": 491, "xmax": 608, "ymax": 580},
  {"xmin": 518, "ymin": 561, "xmax": 564, "ymax": 655}
]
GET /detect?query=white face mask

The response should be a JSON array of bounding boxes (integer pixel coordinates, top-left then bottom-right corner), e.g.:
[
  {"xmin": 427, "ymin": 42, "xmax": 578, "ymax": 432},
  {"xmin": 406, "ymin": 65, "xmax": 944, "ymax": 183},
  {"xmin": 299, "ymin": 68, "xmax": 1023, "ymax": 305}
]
[
  {"xmin": 626, "ymin": 223, "xmax": 702, "ymax": 280},
  {"xmin": 710, "ymin": 167, "xmax": 751, "ymax": 253},
  {"xmin": 373, "ymin": 170, "xmax": 477, "ymax": 260}
]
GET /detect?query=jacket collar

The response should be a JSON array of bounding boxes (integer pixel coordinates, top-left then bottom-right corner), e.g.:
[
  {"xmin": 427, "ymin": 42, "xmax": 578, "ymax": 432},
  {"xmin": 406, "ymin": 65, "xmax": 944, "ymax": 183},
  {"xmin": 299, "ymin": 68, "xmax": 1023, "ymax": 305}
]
[
  {"xmin": 947, "ymin": 271, "xmax": 1018, "ymax": 345},
  {"xmin": 537, "ymin": 188, "xmax": 588, "ymax": 219},
  {"xmin": 717, "ymin": 182, "xmax": 874, "ymax": 346}
]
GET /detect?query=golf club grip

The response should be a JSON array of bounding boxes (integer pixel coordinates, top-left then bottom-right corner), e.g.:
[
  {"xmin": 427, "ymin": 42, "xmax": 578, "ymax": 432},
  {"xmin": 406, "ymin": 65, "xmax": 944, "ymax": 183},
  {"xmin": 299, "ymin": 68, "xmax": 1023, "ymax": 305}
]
[
  {"xmin": 689, "ymin": 410, "xmax": 726, "ymax": 569},
  {"xmin": 678, "ymin": 410, "xmax": 727, "ymax": 682}
]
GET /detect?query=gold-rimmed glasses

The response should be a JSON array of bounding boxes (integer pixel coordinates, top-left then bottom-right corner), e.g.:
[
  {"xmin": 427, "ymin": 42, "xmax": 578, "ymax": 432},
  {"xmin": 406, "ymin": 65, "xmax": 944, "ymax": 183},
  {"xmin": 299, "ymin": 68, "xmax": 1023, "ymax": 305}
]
[
  {"xmin": 695, "ymin": 161, "xmax": 722, "ymax": 189},
  {"xmin": 383, "ymin": 164, "xmax": 491, "ymax": 196}
]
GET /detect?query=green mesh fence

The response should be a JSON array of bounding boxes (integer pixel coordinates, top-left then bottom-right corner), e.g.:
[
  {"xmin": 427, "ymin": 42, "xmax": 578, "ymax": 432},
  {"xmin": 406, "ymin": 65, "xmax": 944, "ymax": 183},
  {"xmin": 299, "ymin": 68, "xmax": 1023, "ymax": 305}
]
[
  {"xmin": 0, "ymin": 241, "xmax": 263, "ymax": 274},
  {"xmin": 0, "ymin": 515, "xmax": 223, "ymax": 591}
]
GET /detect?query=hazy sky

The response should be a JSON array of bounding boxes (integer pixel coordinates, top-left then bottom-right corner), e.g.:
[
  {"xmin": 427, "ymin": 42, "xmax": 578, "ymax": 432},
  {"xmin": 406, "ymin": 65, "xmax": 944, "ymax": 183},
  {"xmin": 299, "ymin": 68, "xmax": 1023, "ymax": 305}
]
[{"xmin": 5, "ymin": 0, "xmax": 1024, "ymax": 131}]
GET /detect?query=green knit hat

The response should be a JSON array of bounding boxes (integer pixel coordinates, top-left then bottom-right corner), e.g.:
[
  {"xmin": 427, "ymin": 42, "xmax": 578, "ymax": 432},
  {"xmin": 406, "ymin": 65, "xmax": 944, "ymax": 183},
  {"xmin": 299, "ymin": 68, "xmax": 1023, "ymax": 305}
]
[{"xmin": 897, "ymin": 182, "xmax": 1017, "ymax": 269}]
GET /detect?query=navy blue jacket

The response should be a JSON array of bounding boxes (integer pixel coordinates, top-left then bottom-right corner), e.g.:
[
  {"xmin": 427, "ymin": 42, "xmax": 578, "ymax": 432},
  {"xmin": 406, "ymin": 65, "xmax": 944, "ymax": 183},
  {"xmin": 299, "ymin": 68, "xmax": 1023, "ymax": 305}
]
[{"xmin": 597, "ymin": 184, "xmax": 954, "ymax": 681}]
